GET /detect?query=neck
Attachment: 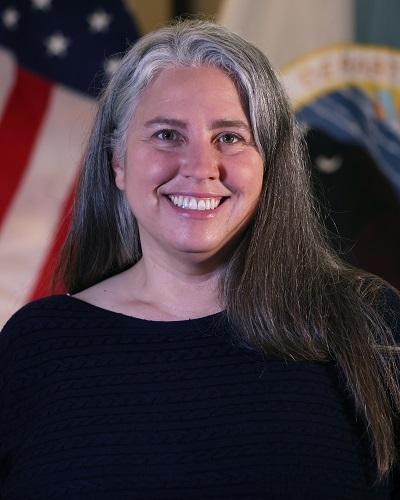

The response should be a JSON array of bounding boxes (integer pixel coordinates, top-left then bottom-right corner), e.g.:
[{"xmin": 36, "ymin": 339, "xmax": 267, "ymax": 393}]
[{"xmin": 123, "ymin": 252, "xmax": 224, "ymax": 320}]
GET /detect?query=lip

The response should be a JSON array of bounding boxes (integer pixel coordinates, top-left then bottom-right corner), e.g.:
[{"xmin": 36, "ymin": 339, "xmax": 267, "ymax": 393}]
[
  {"xmin": 163, "ymin": 193, "xmax": 228, "ymax": 219},
  {"xmin": 164, "ymin": 192, "xmax": 229, "ymax": 199}
]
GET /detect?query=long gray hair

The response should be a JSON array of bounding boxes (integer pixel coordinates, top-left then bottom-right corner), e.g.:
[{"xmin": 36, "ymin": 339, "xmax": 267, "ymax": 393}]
[{"xmin": 55, "ymin": 19, "xmax": 400, "ymax": 480}]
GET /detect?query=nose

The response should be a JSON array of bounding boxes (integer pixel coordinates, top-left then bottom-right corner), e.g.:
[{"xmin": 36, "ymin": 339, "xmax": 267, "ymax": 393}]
[{"xmin": 179, "ymin": 140, "xmax": 220, "ymax": 180}]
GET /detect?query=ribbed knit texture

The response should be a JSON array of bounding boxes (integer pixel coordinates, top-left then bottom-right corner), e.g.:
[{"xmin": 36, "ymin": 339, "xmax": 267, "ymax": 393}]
[{"xmin": 0, "ymin": 294, "xmax": 398, "ymax": 499}]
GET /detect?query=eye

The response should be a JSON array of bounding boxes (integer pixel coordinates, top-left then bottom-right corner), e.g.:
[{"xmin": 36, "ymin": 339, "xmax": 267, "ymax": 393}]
[
  {"xmin": 155, "ymin": 129, "xmax": 180, "ymax": 142},
  {"xmin": 218, "ymin": 133, "xmax": 241, "ymax": 144}
]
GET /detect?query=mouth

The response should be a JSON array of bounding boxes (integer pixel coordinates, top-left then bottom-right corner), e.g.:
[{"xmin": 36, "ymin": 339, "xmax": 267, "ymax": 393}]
[{"xmin": 166, "ymin": 194, "xmax": 228, "ymax": 211}]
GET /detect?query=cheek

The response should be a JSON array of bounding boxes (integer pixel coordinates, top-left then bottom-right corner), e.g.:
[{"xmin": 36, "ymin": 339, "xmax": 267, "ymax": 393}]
[
  {"xmin": 247, "ymin": 157, "xmax": 264, "ymax": 199},
  {"xmin": 226, "ymin": 158, "xmax": 264, "ymax": 200},
  {"xmin": 125, "ymin": 149, "xmax": 178, "ymax": 189}
]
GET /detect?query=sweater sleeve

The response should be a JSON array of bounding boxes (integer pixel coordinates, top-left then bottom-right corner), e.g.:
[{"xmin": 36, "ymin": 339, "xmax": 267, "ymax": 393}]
[
  {"xmin": 380, "ymin": 288, "xmax": 400, "ymax": 497},
  {"xmin": 0, "ymin": 312, "xmax": 20, "ymax": 486},
  {"xmin": 380, "ymin": 287, "xmax": 400, "ymax": 342}
]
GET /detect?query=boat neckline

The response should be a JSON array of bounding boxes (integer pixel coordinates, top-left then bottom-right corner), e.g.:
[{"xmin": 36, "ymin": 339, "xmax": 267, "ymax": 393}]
[{"xmin": 62, "ymin": 293, "xmax": 225, "ymax": 325}]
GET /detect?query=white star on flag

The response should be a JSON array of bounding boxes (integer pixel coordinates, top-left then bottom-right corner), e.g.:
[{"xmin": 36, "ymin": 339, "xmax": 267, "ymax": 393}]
[
  {"xmin": 31, "ymin": 0, "xmax": 52, "ymax": 10},
  {"xmin": 88, "ymin": 9, "xmax": 113, "ymax": 33},
  {"xmin": 0, "ymin": 0, "xmax": 140, "ymax": 327},
  {"xmin": 2, "ymin": 7, "xmax": 20, "ymax": 29},
  {"xmin": 44, "ymin": 32, "xmax": 70, "ymax": 57}
]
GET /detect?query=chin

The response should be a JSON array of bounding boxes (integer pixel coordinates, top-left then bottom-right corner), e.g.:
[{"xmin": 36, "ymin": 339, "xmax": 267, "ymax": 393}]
[
  {"xmin": 174, "ymin": 243, "xmax": 223, "ymax": 258},
  {"xmin": 170, "ymin": 237, "xmax": 239, "ymax": 265},
  {"xmin": 170, "ymin": 234, "xmax": 223, "ymax": 251}
]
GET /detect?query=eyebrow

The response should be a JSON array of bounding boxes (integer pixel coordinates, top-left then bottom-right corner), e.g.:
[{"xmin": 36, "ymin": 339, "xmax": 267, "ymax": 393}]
[
  {"xmin": 211, "ymin": 119, "xmax": 251, "ymax": 132},
  {"xmin": 144, "ymin": 117, "xmax": 187, "ymax": 129},
  {"xmin": 144, "ymin": 117, "xmax": 251, "ymax": 132}
]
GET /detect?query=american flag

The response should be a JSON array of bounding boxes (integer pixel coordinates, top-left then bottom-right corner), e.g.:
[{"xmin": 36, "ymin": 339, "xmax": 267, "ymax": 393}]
[{"xmin": 0, "ymin": 0, "xmax": 139, "ymax": 327}]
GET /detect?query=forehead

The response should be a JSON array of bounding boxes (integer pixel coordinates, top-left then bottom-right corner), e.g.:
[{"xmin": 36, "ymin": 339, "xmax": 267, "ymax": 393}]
[{"xmin": 131, "ymin": 65, "xmax": 249, "ymax": 123}]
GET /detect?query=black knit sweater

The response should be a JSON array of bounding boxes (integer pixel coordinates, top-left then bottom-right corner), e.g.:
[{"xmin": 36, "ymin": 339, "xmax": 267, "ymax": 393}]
[{"xmin": 0, "ymin": 294, "xmax": 398, "ymax": 499}]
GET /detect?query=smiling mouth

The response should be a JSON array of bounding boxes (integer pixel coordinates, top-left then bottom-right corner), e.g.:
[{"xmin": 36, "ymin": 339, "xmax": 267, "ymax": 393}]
[{"xmin": 167, "ymin": 195, "xmax": 227, "ymax": 211}]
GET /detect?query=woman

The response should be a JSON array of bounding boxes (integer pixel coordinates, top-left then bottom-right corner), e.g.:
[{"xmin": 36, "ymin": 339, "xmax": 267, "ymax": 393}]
[{"xmin": 1, "ymin": 19, "xmax": 399, "ymax": 499}]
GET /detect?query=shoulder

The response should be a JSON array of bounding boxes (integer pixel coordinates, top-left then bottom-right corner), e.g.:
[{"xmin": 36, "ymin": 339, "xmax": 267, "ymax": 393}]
[
  {"xmin": 0, "ymin": 296, "xmax": 73, "ymax": 384},
  {"xmin": 377, "ymin": 286, "xmax": 400, "ymax": 309},
  {"xmin": 1, "ymin": 295, "xmax": 75, "ymax": 333},
  {"xmin": 0, "ymin": 294, "xmax": 112, "ymax": 379},
  {"xmin": 372, "ymin": 285, "xmax": 400, "ymax": 343},
  {"xmin": 0, "ymin": 295, "xmax": 93, "ymax": 350},
  {"xmin": 377, "ymin": 286, "xmax": 400, "ymax": 325}
]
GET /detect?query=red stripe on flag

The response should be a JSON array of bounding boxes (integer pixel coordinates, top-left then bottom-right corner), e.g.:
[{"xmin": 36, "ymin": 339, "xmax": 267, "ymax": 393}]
[
  {"xmin": 0, "ymin": 67, "xmax": 52, "ymax": 225},
  {"xmin": 29, "ymin": 181, "xmax": 77, "ymax": 299}
]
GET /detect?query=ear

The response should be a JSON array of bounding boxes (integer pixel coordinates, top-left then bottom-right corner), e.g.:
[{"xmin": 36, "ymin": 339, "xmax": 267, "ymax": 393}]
[{"xmin": 112, "ymin": 156, "xmax": 125, "ymax": 191}]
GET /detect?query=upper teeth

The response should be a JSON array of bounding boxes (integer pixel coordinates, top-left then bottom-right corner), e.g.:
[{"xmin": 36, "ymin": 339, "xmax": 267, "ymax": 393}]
[{"xmin": 168, "ymin": 195, "xmax": 222, "ymax": 210}]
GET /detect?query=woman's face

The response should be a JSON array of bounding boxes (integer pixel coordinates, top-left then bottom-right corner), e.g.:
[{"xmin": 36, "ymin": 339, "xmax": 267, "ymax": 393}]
[{"xmin": 113, "ymin": 65, "xmax": 264, "ymax": 265}]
